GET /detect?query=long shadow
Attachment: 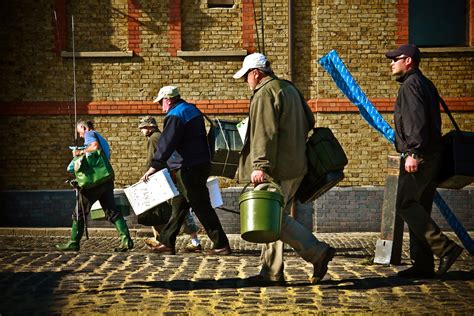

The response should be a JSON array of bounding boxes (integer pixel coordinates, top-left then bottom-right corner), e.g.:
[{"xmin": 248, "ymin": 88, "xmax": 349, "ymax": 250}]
[
  {"xmin": 70, "ymin": 269, "xmax": 474, "ymax": 295},
  {"xmin": 324, "ymin": 270, "xmax": 474, "ymax": 290},
  {"xmin": 127, "ymin": 270, "xmax": 474, "ymax": 292},
  {"xmin": 75, "ymin": 278, "xmax": 313, "ymax": 294},
  {"xmin": 132, "ymin": 278, "xmax": 312, "ymax": 291}
]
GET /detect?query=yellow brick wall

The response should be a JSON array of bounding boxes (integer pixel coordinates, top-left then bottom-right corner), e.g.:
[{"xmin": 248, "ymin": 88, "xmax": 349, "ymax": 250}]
[
  {"xmin": 181, "ymin": 0, "xmax": 242, "ymax": 51},
  {"xmin": 1, "ymin": 112, "xmax": 471, "ymax": 190},
  {"xmin": 0, "ymin": 0, "xmax": 472, "ymax": 190}
]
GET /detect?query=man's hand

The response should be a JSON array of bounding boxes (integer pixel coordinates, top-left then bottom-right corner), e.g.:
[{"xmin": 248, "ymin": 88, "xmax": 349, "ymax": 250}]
[
  {"xmin": 140, "ymin": 167, "xmax": 157, "ymax": 183},
  {"xmin": 405, "ymin": 155, "xmax": 419, "ymax": 173},
  {"xmin": 72, "ymin": 149, "xmax": 82, "ymax": 157},
  {"xmin": 251, "ymin": 170, "xmax": 266, "ymax": 185}
]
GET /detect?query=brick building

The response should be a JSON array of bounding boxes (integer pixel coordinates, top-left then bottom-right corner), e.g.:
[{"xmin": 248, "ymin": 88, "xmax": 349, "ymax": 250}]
[{"xmin": 0, "ymin": 0, "xmax": 473, "ymax": 232}]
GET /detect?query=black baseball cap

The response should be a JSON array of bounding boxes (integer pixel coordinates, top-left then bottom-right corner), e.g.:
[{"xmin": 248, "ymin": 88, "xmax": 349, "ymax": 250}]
[{"xmin": 385, "ymin": 44, "xmax": 421, "ymax": 62}]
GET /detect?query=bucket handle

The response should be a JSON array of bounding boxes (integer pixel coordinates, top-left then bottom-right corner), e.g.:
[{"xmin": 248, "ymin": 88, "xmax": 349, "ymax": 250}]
[{"xmin": 240, "ymin": 180, "xmax": 283, "ymax": 196}]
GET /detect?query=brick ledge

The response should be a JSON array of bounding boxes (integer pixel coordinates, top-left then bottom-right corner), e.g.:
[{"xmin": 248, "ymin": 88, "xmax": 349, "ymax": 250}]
[{"xmin": 0, "ymin": 97, "xmax": 473, "ymax": 116}]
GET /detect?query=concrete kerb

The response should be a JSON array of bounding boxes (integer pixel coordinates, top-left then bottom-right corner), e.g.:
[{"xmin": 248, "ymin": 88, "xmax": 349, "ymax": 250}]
[{"xmin": 0, "ymin": 227, "xmax": 155, "ymax": 238}]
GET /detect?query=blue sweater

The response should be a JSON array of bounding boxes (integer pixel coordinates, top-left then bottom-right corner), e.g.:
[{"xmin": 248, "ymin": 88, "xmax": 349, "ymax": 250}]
[{"xmin": 151, "ymin": 100, "xmax": 211, "ymax": 170}]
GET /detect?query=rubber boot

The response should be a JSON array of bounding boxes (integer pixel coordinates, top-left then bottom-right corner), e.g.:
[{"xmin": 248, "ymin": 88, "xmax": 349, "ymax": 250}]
[
  {"xmin": 56, "ymin": 220, "xmax": 84, "ymax": 251},
  {"xmin": 113, "ymin": 217, "xmax": 134, "ymax": 252}
]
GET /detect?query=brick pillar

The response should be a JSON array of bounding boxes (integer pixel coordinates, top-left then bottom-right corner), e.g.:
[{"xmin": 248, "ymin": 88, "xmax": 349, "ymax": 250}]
[
  {"xmin": 128, "ymin": 0, "xmax": 141, "ymax": 55},
  {"xmin": 241, "ymin": 0, "xmax": 256, "ymax": 53},
  {"xmin": 168, "ymin": 0, "xmax": 182, "ymax": 56},
  {"xmin": 395, "ymin": 0, "xmax": 408, "ymax": 45}
]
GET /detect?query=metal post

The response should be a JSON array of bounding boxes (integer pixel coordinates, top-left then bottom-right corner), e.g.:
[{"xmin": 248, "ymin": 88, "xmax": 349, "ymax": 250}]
[{"xmin": 374, "ymin": 155, "xmax": 404, "ymax": 265}]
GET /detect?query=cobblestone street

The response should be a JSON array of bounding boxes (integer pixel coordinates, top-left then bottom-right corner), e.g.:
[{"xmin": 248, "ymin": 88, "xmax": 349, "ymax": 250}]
[{"xmin": 0, "ymin": 230, "xmax": 472, "ymax": 315}]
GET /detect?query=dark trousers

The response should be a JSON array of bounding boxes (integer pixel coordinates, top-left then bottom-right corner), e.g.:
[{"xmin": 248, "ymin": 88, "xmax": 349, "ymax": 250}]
[
  {"xmin": 73, "ymin": 180, "xmax": 121, "ymax": 223},
  {"xmin": 158, "ymin": 163, "xmax": 229, "ymax": 249},
  {"xmin": 396, "ymin": 152, "xmax": 454, "ymax": 271}
]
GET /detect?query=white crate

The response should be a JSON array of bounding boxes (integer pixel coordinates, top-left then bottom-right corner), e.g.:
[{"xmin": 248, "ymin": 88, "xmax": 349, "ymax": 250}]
[{"xmin": 124, "ymin": 169, "xmax": 179, "ymax": 215}]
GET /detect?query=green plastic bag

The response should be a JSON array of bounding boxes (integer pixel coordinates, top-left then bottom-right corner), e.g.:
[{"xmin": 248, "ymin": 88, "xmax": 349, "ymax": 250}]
[{"xmin": 73, "ymin": 150, "xmax": 115, "ymax": 189}]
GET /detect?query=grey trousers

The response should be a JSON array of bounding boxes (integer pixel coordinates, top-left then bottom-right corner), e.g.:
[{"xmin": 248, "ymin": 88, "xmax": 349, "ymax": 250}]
[{"xmin": 259, "ymin": 175, "xmax": 331, "ymax": 281}]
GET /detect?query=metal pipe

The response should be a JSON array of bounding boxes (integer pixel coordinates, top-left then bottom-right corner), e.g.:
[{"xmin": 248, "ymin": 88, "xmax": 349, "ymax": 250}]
[{"xmin": 288, "ymin": 0, "xmax": 294, "ymax": 82}]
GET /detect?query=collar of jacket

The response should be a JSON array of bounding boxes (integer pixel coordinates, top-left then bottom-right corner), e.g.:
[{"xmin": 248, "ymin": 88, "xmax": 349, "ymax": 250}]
[
  {"xmin": 396, "ymin": 68, "xmax": 421, "ymax": 83},
  {"xmin": 253, "ymin": 75, "xmax": 278, "ymax": 93},
  {"xmin": 166, "ymin": 99, "xmax": 185, "ymax": 114}
]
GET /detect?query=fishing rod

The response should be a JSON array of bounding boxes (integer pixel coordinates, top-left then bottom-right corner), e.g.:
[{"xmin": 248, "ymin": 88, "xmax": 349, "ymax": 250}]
[
  {"xmin": 72, "ymin": 15, "xmax": 78, "ymax": 146},
  {"xmin": 70, "ymin": 15, "xmax": 88, "ymax": 239},
  {"xmin": 53, "ymin": 9, "xmax": 76, "ymax": 146}
]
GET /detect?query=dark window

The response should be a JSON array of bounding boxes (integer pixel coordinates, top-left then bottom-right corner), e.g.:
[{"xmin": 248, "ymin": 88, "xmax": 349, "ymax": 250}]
[
  {"xmin": 409, "ymin": 0, "xmax": 467, "ymax": 47},
  {"xmin": 208, "ymin": 0, "xmax": 234, "ymax": 9}
]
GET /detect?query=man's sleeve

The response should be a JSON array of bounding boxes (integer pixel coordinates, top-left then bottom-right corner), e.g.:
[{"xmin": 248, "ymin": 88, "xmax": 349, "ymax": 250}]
[
  {"xmin": 84, "ymin": 131, "xmax": 100, "ymax": 148},
  {"xmin": 151, "ymin": 116, "xmax": 184, "ymax": 170},
  {"xmin": 400, "ymin": 83, "xmax": 429, "ymax": 155},
  {"xmin": 249, "ymin": 93, "xmax": 278, "ymax": 173}
]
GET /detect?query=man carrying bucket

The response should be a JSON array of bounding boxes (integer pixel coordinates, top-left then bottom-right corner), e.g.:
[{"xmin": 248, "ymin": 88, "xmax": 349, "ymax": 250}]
[
  {"xmin": 233, "ymin": 53, "xmax": 336, "ymax": 285},
  {"xmin": 140, "ymin": 86, "xmax": 231, "ymax": 255}
]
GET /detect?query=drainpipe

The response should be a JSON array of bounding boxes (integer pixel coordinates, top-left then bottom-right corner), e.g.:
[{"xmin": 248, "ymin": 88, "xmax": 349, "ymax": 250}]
[{"xmin": 288, "ymin": 0, "xmax": 294, "ymax": 82}]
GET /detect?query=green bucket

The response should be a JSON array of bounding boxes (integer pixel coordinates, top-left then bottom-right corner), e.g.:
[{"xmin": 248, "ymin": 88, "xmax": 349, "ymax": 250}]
[{"xmin": 239, "ymin": 182, "xmax": 284, "ymax": 243}]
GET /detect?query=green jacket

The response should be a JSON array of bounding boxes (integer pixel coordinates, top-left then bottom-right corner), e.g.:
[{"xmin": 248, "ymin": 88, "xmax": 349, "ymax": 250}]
[
  {"xmin": 146, "ymin": 129, "xmax": 161, "ymax": 170},
  {"xmin": 238, "ymin": 76, "xmax": 315, "ymax": 182}
]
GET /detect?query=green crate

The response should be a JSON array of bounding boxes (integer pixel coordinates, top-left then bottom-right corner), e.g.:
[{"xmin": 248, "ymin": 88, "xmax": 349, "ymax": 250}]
[{"xmin": 90, "ymin": 190, "xmax": 131, "ymax": 220}]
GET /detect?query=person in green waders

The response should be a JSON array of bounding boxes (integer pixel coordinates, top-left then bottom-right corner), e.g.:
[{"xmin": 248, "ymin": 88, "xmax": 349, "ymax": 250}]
[{"xmin": 56, "ymin": 119, "xmax": 134, "ymax": 252}]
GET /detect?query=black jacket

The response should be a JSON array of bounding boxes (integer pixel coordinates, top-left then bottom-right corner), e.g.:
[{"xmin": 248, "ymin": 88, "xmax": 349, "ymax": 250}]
[
  {"xmin": 394, "ymin": 69, "xmax": 442, "ymax": 156},
  {"xmin": 151, "ymin": 99, "xmax": 210, "ymax": 170}
]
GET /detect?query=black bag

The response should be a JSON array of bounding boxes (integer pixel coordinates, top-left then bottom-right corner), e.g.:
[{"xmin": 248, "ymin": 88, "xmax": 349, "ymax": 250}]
[
  {"xmin": 296, "ymin": 127, "xmax": 348, "ymax": 203},
  {"xmin": 437, "ymin": 99, "xmax": 474, "ymax": 189},
  {"xmin": 206, "ymin": 118, "xmax": 243, "ymax": 179}
]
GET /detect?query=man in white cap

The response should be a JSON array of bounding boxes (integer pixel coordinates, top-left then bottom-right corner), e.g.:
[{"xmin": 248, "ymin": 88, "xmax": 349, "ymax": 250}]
[
  {"xmin": 234, "ymin": 53, "xmax": 335, "ymax": 285},
  {"xmin": 141, "ymin": 86, "xmax": 231, "ymax": 255}
]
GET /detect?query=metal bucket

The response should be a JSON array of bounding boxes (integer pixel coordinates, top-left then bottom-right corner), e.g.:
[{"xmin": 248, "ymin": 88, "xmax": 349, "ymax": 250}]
[{"xmin": 239, "ymin": 182, "xmax": 284, "ymax": 243}]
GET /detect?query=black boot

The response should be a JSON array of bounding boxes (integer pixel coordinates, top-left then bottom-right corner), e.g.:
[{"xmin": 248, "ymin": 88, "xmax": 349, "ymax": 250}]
[
  {"xmin": 113, "ymin": 217, "xmax": 134, "ymax": 252},
  {"xmin": 56, "ymin": 220, "xmax": 84, "ymax": 251}
]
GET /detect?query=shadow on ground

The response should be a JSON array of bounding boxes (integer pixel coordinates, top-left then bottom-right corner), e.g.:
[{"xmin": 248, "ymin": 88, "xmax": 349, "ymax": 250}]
[{"xmin": 0, "ymin": 271, "xmax": 71, "ymax": 314}]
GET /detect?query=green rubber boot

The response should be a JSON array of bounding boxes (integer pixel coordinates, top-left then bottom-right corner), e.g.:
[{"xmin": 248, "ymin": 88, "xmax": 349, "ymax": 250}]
[
  {"xmin": 56, "ymin": 220, "xmax": 84, "ymax": 251},
  {"xmin": 113, "ymin": 217, "xmax": 134, "ymax": 252}
]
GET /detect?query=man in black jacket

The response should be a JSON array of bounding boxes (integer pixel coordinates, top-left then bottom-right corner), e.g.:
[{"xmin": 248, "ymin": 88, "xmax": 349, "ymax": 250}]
[
  {"xmin": 137, "ymin": 116, "xmax": 201, "ymax": 252},
  {"xmin": 141, "ymin": 86, "xmax": 231, "ymax": 255},
  {"xmin": 386, "ymin": 44, "xmax": 463, "ymax": 278}
]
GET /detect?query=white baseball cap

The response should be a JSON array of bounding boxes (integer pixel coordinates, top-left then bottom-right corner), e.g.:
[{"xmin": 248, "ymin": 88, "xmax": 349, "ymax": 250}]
[
  {"xmin": 153, "ymin": 85, "xmax": 180, "ymax": 103},
  {"xmin": 233, "ymin": 53, "xmax": 268, "ymax": 79}
]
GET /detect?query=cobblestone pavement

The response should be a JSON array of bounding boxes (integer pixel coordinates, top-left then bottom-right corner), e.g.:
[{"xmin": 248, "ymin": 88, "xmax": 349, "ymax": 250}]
[{"xmin": 0, "ymin": 230, "xmax": 472, "ymax": 315}]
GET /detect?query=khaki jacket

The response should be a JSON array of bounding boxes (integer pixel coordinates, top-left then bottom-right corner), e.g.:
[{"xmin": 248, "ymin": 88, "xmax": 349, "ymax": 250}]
[
  {"xmin": 238, "ymin": 76, "xmax": 314, "ymax": 182},
  {"xmin": 146, "ymin": 129, "xmax": 161, "ymax": 170}
]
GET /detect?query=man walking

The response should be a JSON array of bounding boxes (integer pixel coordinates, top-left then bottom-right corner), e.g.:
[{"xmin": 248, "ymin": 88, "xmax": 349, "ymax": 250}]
[
  {"xmin": 137, "ymin": 116, "xmax": 201, "ymax": 253},
  {"xmin": 233, "ymin": 53, "xmax": 335, "ymax": 285},
  {"xmin": 57, "ymin": 120, "xmax": 134, "ymax": 252},
  {"xmin": 386, "ymin": 44, "xmax": 463, "ymax": 278},
  {"xmin": 141, "ymin": 86, "xmax": 231, "ymax": 255}
]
